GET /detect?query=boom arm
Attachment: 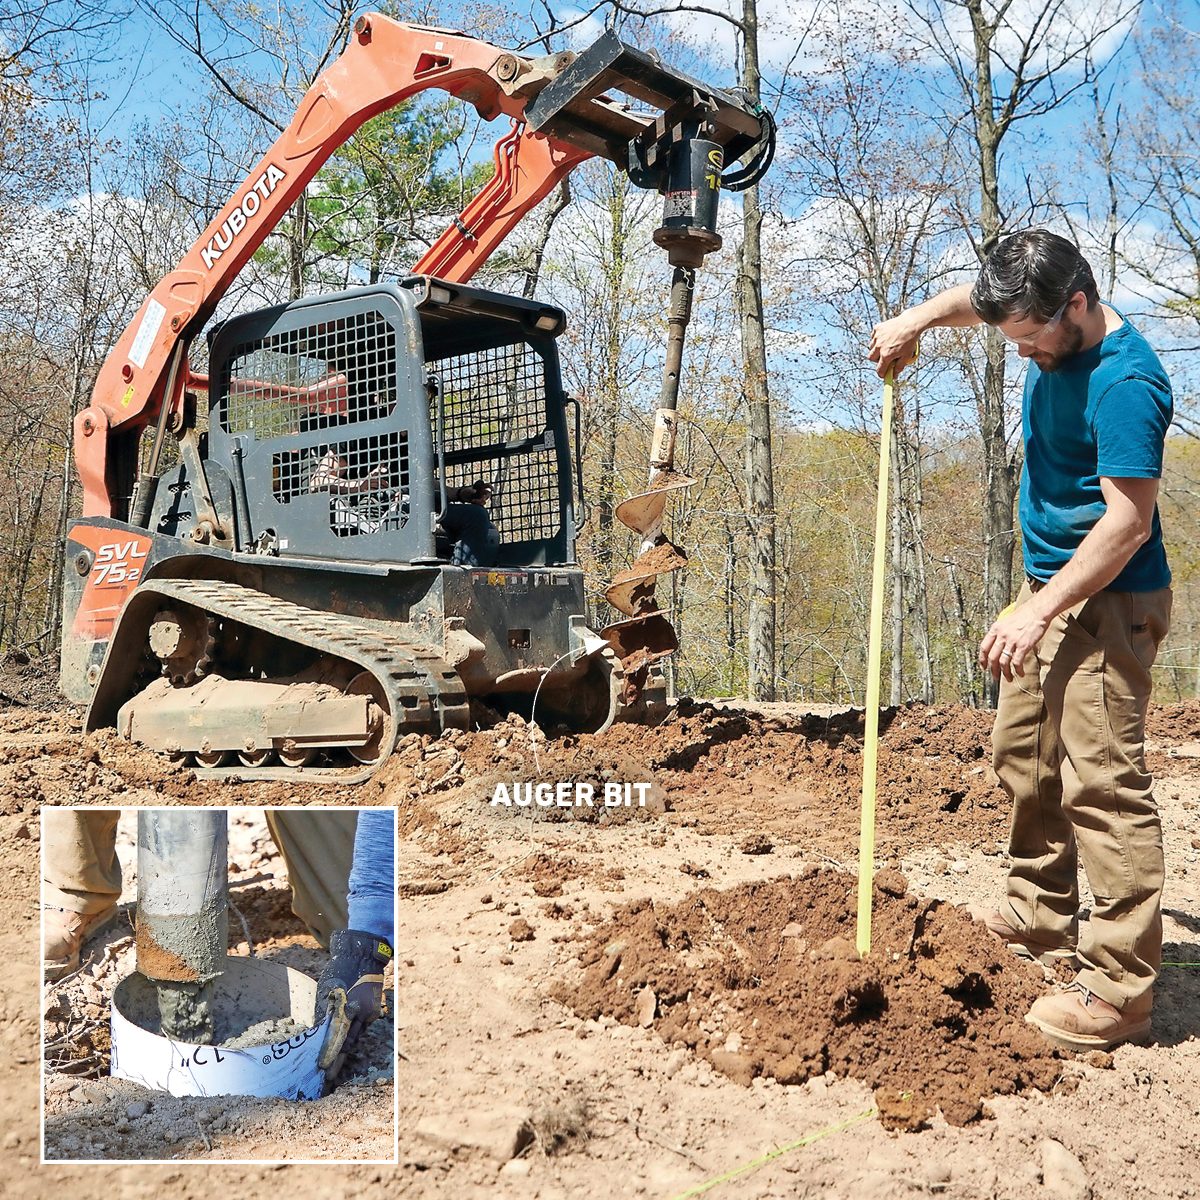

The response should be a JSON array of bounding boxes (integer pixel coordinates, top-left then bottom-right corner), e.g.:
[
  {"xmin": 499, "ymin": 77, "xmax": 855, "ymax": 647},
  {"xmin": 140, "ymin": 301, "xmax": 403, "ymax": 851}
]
[
  {"xmin": 76, "ymin": 13, "xmax": 768, "ymax": 520},
  {"xmin": 76, "ymin": 16, "xmax": 589, "ymax": 518}
]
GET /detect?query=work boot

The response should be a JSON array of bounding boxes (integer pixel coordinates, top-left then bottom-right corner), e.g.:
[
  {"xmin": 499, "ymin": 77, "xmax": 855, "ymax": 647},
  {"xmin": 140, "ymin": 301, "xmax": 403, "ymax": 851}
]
[
  {"xmin": 967, "ymin": 905, "xmax": 1077, "ymax": 969},
  {"xmin": 1025, "ymin": 981, "xmax": 1152, "ymax": 1051},
  {"xmin": 43, "ymin": 904, "xmax": 120, "ymax": 981}
]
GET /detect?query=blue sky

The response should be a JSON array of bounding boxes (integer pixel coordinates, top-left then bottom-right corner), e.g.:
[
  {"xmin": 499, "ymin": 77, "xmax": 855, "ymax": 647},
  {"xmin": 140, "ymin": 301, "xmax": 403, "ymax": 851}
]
[{"xmin": 53, "ymin": 1, "xmax": 1200, "ymax": 430}]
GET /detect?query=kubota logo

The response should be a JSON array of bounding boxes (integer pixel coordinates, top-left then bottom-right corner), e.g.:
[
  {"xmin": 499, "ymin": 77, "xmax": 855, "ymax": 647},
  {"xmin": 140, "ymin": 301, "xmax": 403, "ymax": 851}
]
[
  {"xmin": 200, "ymin": 163, "xmax": 287, "ymax": 270},
  {"xmin": 92, "ymin": 538, "xmax": 148, "ymax": 586}
]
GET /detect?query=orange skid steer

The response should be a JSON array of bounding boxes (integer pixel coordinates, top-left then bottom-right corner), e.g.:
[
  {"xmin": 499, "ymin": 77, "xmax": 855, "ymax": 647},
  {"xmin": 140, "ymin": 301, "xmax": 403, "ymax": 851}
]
[{"xmin": 60, "ymin": 14, "xmax": 773, "ymax": 779}]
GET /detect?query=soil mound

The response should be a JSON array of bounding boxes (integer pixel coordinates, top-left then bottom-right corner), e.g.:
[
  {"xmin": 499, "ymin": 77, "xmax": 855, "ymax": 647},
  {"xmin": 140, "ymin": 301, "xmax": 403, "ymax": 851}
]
[
  {"xmin": 558, "ymin": 870, "xmax": 1062, "ymax": 1130},
  {"xmin": 0, "ymin": 710, "xmax": 335, "ymax": 814},
  {"xmin": 1148, "ymin": 700, "xmax": 1200, "ymax": 744},
  {"xmin": 371, "ymin": 719, "xmax": 667, "ymax": 824},
  {"xmin": 367, "ymin": 700, "xmax": 1004, "ymax": 852},
  {"xmin": 0, "ymin": 651, "xmax": 64, "ymax": 710}
]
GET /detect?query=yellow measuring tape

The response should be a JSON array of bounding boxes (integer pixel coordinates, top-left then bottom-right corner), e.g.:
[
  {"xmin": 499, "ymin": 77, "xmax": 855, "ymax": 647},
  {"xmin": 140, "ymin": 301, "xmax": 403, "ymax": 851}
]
[
  {"xmin": 855, "ymin": 365, "xmax": 896, "ymax": 957},
  {"xmin": 667, "ymin": 1105, "xmax": 879, "ymax": 1200}
]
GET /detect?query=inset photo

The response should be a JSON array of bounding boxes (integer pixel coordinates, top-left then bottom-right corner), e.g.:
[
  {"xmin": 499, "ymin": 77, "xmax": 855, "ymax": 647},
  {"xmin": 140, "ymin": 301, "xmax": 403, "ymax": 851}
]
[{"xmin": 40, "ymin": 806, "xmax": 396, "ymax": 1163}]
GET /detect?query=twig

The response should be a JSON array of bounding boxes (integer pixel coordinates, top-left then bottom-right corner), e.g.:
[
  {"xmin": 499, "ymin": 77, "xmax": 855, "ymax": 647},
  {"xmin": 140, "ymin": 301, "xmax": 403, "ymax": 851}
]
[
  {"xmin": 228, "ymin": 872, "xmax": 275, "ymax": 889},
  {"xmin": 628, "ymin": 1106, "xmax": 710, "ymax": 1173},
  {"xmin": 193, "ymin": 1118, "xmax": 212, "ymax": 1152},
  {"xmin": 228, "ymin": 898, "xmax": 255, "ymax": 956},
  {"xmin": 486, "ymin": 848, "xmax": 540, "ymax": 882}
]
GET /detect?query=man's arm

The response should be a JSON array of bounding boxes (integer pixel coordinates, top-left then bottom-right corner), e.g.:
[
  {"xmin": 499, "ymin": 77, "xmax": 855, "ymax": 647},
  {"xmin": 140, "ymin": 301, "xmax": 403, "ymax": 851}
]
[
  {"xmin": 310, "ymin": 451, "xmax": 387, "ymax": 495},
  {"xmin": 868, "ymin": 283, "xmax": 982, "ymax": 378},
  {"xmin": 979, "ymin": 475, "xmax": 1159, "ymax": 681}
]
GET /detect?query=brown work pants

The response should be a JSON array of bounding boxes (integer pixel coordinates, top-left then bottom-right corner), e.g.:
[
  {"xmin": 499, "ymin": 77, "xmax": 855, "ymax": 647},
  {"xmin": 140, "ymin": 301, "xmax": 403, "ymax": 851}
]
[
  {"xmin": 41, "ymin": 808, "xmax": 357, "ymax": 947},
  {"xmin": 992, "ymin": 581, "xmax": 1172, "ymax": 1010}
]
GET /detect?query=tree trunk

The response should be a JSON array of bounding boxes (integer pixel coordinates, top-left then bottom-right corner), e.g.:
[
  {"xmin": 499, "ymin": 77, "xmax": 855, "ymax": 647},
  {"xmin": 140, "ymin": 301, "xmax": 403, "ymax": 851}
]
[
  {"xmin": 1091, "ymin": 77, "xmax": 1120, "ymax": 301},
  {"xmin": 288, "ymin": 193, "xmax": 309, "ymax": 299},
  {"xmin": 44, "ymin": 438, "xmax": 74, "ymax": 650},
  {"xmin": 725, "ymin": 519, "xmax": 738, "ymax": 693},
  {"xmin": 739, "ymin": 0, "xmax": 776, "ymax": 701},
  {"xmin": 10, "ymin": 458, "xmax": 50, "ymax": 647},
  {"xmin": 979, "ymin": 330, "xmax": 1014, "ymax": 707},
  {"xmin": 969, "ymin": 0, "xmax": 1016, "ymax": 708},
  {"xmin": 593, "ymin": 170, "xmax": 627, "ymax": 626},
  {"xmin": 945, "ymin": 559, "xmax": 978, "ymax": 705},
  {"xmin": 522, "ymin": 180, "xmax": 571, "ymax": 300},
  {"xmin": 907, "ymin": 426, "xmax": 935, "ymax": 702}
]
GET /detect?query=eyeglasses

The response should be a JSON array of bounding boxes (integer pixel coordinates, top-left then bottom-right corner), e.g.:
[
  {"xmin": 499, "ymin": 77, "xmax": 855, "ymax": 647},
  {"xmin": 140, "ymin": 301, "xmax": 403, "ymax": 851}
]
[{"xmin": 1001, "ymin": 297, "xmax": 1070, "ymax": 348}]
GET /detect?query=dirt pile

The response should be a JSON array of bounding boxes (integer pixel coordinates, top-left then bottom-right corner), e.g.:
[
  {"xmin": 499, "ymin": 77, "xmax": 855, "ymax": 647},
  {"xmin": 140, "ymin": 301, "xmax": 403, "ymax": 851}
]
[
  {"xmin": 0, "ymin": 709, "xmax": 332, "ymax": 814},
  {"xmin": 558, "ymin": 869, "xmax": 1062, "ymax": 1131},
  {"xmin": 1148, "ymin": 701, "xmax": 1200, "ymax": 743},
  {"xmin": 622, "ymin": 700, "xmax": 1003, "ymax": 854},
  {"xmin": 0, "ymin": 651, "xmax": 64, "ymax": 710},
  {"xmin": 361, "ymin": 700, "xmax": 1005, "ymax": 853},
  {"xmin": 5, "ymin": 689, "xmax": 1179, "ymax": 863},
  {"xmin": 370, "ymin": 718, "xmax": 666, "ymax": 825}
]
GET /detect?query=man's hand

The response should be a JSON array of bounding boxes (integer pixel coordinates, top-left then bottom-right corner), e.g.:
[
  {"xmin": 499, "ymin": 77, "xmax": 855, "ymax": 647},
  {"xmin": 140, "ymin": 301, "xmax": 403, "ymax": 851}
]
[
  {"xmin": 977, "ymin": 475, "xmax": 1159, "ymax": 682},
  {"xmin": 867, "ymin": 285, "xmax": 981, "ymax": 378},
  {"xmin": 868, "ymin": 313, "xmax": 922, "ymax": 379},
  {"xmin": 315, "ymin": 928, "xmax": 393, "ymax": 1086},
  {"xmin": 978, "ymin": 599, "xmax": 1050, "ymax": 682}
]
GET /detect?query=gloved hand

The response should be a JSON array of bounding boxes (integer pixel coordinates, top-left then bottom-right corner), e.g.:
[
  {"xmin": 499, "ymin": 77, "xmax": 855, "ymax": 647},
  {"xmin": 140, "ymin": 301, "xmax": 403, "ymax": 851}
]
[{"xmin": 315, "ymin": 928, "xmax": 393, "ymax": 1086}]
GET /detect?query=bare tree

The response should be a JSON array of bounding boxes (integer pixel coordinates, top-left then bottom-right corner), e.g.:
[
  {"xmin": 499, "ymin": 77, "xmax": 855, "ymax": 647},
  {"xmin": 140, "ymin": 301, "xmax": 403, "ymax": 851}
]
[
  {"xmin": 0, "ymin": 1, "xmax": 125, "ymax": 87},
  {"xmin": 780, "ymin": 4, "xmax": 962, "ymax": 703},
  {"xmin": 1113, "ymin": 3, "xmax": 1200, "ymax": 353},
  {"xmin": 733, "ymin": 0, "xmax": 778, "ymax": 700},
  {"xmin": 903, "ymin": 0, "xmax": 1142, "ymax": 704}
]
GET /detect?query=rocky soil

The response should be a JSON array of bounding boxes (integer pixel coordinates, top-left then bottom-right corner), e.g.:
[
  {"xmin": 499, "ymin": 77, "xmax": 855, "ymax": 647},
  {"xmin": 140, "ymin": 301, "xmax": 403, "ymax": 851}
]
[{"xmin": 4, "ymin": 678, "xmax": 1200, "ymax": 1196}]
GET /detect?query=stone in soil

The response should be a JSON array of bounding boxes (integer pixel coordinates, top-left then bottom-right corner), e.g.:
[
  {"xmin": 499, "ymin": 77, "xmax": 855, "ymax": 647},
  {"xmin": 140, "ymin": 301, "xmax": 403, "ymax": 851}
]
[{"xmin": 558, "ymin": 868, "xmax": 1063, "ymax": 1130}]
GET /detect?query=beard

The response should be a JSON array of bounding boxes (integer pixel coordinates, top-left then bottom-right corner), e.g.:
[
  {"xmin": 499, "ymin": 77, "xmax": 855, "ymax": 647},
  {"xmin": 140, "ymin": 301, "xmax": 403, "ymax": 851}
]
[{"xmin": 1029, "ymin": 318, "xmax": 1086, "ymax": 372}]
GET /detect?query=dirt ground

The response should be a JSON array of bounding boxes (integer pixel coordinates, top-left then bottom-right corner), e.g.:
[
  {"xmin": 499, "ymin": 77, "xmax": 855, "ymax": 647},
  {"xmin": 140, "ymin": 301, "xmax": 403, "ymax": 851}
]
[
  {"xmin": 4, "ymin": 677, "xmax": 1200, "ymax": 1197},
  {"xmin": 40, "ymin": 809, "xmax": 395, "ymax": 1162}
]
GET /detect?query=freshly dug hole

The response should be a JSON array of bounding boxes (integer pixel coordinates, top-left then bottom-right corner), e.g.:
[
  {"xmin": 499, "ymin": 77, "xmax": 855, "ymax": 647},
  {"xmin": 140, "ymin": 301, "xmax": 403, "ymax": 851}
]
[{"xmin": 558, "ymin": 869, "xmax": 1063, "ymax": 1130}]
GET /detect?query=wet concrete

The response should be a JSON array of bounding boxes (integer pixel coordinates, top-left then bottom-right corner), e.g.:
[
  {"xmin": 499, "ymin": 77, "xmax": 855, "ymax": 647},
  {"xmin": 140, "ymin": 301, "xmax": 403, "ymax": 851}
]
[
  {"xmin": 156, "ymin": 978, "xmax": 217, "ymax": 1042},
  {"xmin": 120, "ymin": 955, "xmax": 318, "ymax": 1047}
]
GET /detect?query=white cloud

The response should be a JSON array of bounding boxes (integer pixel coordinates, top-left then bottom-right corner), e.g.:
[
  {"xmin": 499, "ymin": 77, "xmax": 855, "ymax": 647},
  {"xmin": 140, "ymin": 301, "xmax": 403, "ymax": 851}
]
[
  {"xmin": 640, "ymin": 0, "xmax": 1139, "ymax": 80},
  {"xmin": 919, "ymin": 0, "xmax": 1140, "ymax": 73}
]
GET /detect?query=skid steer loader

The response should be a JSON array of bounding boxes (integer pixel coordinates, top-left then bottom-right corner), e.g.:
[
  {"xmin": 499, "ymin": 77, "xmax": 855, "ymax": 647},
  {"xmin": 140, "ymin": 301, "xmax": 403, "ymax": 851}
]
[{"xmin": 60, "ymin": 14, "xmax": 774, "ymax": 779}]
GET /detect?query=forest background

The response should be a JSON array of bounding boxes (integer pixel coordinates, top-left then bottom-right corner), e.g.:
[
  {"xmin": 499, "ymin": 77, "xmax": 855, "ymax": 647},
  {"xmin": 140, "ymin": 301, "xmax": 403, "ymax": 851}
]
[{"xmin": 3, "ymin": 0, "xmax": 1199, "ymax": 709}]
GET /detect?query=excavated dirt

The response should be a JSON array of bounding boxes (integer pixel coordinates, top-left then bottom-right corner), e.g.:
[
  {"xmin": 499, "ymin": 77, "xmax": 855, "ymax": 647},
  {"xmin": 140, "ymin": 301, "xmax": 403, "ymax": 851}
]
[
  {"xmin": 0, "ymin": 650, "xmax": 64, "ymax": 709},
  {"xmin": 558, "ymin": 870, "xmax": 1062, "ymax": 1130},
  {"xmin": 6, "ymin": 678, "xmax": 1200, "ymax": 1194},
  {"xmin": 351, "ymin": 700, "xmax": 1004, "ymax": 850}
]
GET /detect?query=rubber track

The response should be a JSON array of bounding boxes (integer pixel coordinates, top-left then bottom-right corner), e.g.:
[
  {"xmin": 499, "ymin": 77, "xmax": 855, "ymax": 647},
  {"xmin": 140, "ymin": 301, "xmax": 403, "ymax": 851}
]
[{"xmin": 137, "ymin": 578, "xmax": 469, "ymax": 782}]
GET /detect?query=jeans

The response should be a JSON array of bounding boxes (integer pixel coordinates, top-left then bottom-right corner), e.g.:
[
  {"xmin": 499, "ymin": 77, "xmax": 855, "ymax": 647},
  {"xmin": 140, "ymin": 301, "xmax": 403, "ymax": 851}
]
[{"xmin": 346, "ymin": 809, "xmax": 395, "ymax": 947}]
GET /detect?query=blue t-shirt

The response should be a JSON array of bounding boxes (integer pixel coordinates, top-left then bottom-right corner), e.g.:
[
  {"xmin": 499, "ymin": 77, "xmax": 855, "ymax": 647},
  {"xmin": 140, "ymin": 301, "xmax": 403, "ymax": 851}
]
[{"xmin": 1020, "ymin": 314, "xmax": 1172, "ymax": 592}]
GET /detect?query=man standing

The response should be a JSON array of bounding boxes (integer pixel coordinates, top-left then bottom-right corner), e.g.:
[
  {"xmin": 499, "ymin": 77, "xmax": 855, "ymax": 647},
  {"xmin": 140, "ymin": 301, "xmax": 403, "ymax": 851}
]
[{"xmin": 869, "ymin": 230, "xmax": 1173, "ymax": 1051}]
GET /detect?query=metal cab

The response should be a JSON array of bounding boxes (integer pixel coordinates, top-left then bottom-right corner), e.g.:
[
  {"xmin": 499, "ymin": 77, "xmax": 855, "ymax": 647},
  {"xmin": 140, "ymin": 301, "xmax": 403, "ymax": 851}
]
[{"xmin": 204, "ymin": 277, "xmax": 577, "ymax": 569}]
